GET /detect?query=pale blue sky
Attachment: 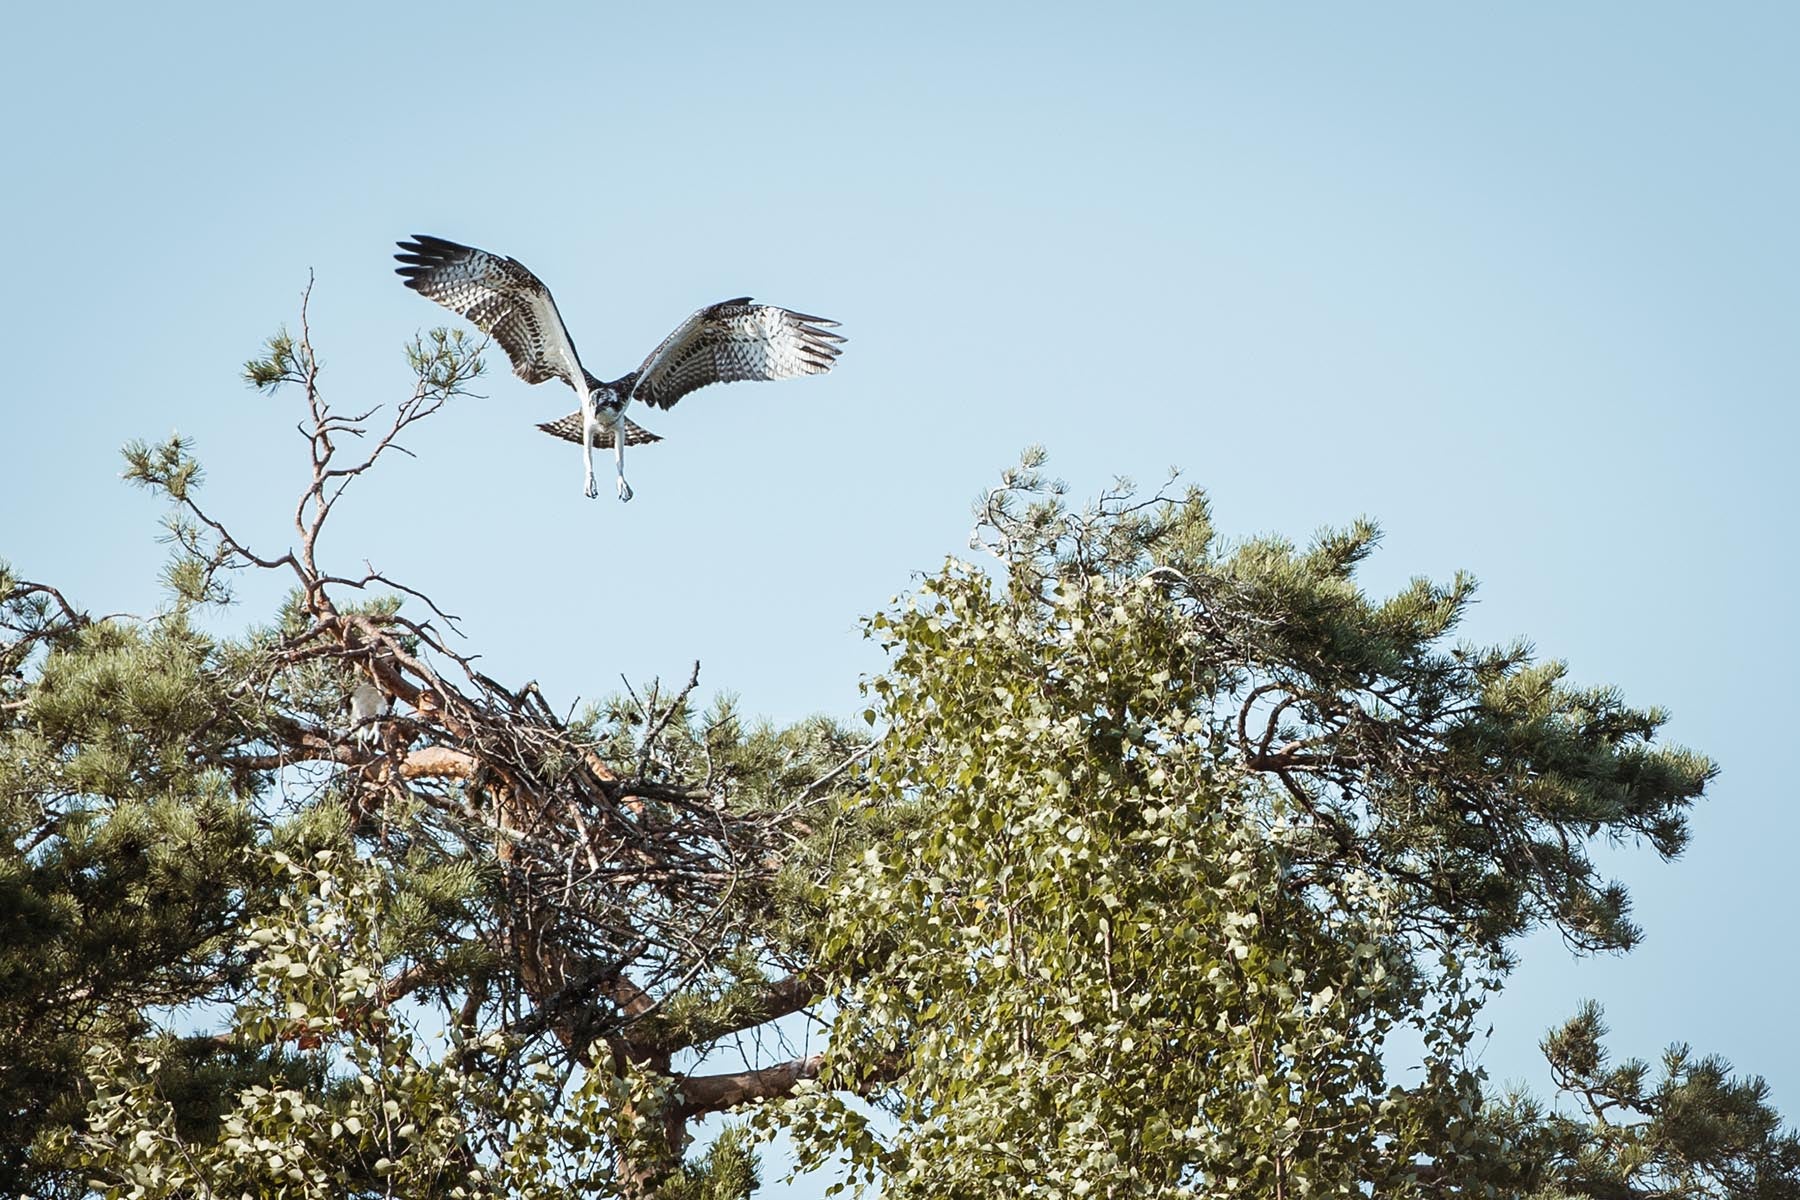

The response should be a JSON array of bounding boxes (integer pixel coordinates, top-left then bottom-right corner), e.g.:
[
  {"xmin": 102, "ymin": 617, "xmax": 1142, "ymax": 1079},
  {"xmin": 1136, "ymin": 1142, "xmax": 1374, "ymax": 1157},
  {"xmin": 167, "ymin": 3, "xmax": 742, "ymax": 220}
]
[{"xmin": 3, "ymin": 0, "xmax": 1795, "ymax": 1183}]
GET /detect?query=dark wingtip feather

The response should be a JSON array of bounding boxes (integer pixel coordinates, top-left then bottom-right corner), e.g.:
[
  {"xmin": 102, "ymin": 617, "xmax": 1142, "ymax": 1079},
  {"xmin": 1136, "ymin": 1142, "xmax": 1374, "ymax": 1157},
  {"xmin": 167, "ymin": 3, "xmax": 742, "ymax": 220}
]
[
  {"xmin": 395, "ymin": 235, "xmax": 469, "ymax": 261},
  {"xmin": 394, "ymin": 235, "xmax": 479, "ymax": 278}
]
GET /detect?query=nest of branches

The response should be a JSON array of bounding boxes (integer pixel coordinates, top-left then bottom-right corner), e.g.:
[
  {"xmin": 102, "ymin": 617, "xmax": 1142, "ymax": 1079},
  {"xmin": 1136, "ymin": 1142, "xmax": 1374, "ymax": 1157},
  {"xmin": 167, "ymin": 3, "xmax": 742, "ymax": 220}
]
[{"xmin": 126, "ymin": 286, "xmax": 833, "ymax": 1075}]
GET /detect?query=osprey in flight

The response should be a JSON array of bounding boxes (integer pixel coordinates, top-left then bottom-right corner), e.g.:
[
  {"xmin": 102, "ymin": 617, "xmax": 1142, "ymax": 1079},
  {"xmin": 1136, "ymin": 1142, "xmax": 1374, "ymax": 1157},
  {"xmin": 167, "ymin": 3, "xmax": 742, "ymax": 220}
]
[{"xmin": 394, "ymin": 235, "xmax": 844, "ymax": 501}]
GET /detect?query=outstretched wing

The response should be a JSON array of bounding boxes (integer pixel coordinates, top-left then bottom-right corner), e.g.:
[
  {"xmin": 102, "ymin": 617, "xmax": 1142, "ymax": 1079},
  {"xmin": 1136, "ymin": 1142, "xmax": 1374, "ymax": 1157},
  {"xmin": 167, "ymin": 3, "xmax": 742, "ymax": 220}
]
[
  {"xmin": 629, "ymin": 299, "xmax": 844, "ymax": 411},
  {"xmin": 394, "ymin": 236, "xmax": 585, "ymax": 390},
  {"xmin": 536, "ymin": 413, "xmax": 664, "ymax": 448}
]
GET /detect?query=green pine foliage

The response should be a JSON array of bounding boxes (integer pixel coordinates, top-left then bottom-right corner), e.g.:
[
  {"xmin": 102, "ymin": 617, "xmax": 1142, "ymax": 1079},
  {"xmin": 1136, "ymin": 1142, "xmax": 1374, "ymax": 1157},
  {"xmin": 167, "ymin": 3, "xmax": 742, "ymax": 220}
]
[
  {"xmin": 1, "ymin": 586, "xmax": 262, "ymax": 1193},
  {"xmin": 1501, "ymin": 1002, "xmax": 1800, "ymax": 1199},
  {"xmin": 654, "ymin": 1126, "xmax": 760, "ymax": 1200}
]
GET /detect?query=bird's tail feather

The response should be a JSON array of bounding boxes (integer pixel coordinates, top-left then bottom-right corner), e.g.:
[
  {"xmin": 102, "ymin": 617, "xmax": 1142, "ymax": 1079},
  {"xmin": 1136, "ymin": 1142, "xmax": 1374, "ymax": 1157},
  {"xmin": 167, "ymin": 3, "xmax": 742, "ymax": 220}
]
[{"xmin": 536, "ymin": 413, "xmax": 663, "ymax": 447}]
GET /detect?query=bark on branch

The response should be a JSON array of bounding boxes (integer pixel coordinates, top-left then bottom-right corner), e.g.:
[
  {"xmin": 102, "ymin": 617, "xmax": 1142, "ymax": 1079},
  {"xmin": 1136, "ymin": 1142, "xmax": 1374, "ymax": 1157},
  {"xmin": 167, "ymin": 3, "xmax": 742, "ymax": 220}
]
[{"xmin": 676, "ymin": 1053, "xmax": 825, "ymax": 1117}]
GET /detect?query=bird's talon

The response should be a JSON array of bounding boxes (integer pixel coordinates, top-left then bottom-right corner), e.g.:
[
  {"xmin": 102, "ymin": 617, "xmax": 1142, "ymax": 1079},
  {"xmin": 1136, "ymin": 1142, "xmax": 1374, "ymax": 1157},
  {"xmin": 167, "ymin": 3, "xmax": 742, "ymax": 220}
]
[{"xmin": 617, "ymin": 480, "xmax": 634, "ymax": 503}]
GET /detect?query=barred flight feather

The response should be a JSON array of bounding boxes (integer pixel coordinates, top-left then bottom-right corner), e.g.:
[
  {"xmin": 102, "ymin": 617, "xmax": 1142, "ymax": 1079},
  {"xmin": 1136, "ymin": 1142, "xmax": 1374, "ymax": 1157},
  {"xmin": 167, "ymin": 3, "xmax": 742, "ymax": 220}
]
[
  {"xmin": 394, "ymin": 235, "xmax": 583, "ymax": 388},
  {"xmin": 536, "ymin": 414, "xmax": 664, "ymax": 447},
  {"xmin": 631, "ymin": 300, "xmax": 845, "ymax": 411}
]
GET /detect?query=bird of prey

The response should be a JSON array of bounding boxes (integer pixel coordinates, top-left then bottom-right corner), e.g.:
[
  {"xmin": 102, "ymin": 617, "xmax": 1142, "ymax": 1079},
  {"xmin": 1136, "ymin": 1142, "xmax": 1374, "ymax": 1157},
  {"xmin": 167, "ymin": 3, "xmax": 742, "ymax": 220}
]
[
  {"xmin": 347, "ymin": 680, "xmax": 389, "ymax": 745},
  {"xmin": 394, "ymin": 235, "xmax": 844, "ymax": 501}
]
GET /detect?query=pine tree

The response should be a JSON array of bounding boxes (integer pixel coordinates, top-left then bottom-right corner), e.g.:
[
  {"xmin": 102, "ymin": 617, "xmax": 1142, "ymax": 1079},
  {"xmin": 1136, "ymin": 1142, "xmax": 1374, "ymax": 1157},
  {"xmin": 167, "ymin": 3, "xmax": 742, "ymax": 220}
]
[
  {"xmin": 4, "ymin": 302, "xmax": 1792, "ymax": 1198},
  {"xmin": 6, "ymin": 302, "xmax": 864, "ymax": 1198}
]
